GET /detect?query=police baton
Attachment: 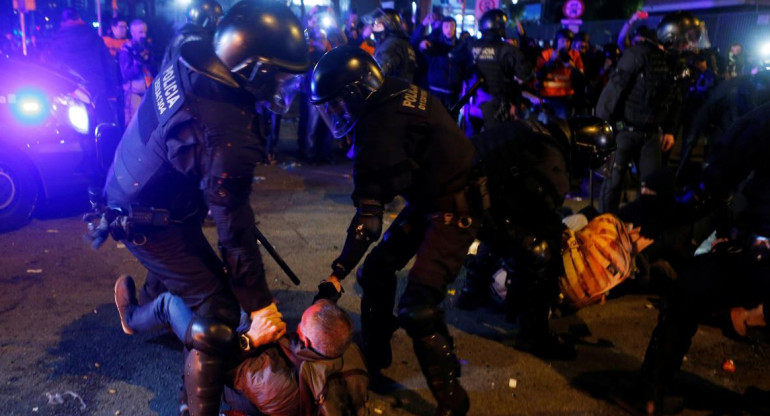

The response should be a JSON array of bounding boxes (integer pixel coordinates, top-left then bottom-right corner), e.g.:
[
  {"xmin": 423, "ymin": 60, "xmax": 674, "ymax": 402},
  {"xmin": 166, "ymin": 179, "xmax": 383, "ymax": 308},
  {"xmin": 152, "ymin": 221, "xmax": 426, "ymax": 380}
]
[
  {"xmin": 450, "ymin": 77, "xmax": 484, "ymax": 120},
  {"xmin": 254, "ymin": 224, "xmax": 301, "ymax": 286}
]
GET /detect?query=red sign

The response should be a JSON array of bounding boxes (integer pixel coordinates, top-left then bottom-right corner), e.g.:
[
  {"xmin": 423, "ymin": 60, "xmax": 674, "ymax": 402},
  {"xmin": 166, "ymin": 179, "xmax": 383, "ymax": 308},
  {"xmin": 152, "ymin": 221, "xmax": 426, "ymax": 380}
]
[
  {"xmin": 475, "ymin": 0, "xmax": 500, "ymax": 21},
  {"xmin": 562, "ymin": 0, "xmax": 584, "ymax": 19}
]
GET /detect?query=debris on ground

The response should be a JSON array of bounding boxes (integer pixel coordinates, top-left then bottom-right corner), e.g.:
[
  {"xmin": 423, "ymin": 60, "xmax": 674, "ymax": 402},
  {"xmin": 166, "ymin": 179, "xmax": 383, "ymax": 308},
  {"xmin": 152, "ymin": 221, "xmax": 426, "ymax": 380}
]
[
  {"xmin": 722, "ymin": 359, "xmax": 736, "ymax": 373},
  {"xmin": 44, "ymin": 391, "xmax": 86, "ymax": 410}
]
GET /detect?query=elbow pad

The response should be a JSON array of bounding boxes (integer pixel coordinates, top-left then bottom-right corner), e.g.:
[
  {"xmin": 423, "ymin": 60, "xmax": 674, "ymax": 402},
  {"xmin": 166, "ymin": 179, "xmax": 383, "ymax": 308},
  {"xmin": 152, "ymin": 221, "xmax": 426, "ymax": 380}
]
[
  {"xmin": 331, "ymin": 200, "xmax": 384, "ymax": 278},
  {"xmin": 353, "ymin": 199, "xmax": 384, "ymax": 242}
]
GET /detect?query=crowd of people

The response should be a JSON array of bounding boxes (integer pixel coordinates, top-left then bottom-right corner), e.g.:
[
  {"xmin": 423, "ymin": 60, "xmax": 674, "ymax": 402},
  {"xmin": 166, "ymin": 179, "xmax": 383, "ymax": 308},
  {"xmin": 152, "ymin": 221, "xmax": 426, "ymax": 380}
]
[{"xmin": 36, "ymin": 1, "xmax": 769, "ymax": 415}]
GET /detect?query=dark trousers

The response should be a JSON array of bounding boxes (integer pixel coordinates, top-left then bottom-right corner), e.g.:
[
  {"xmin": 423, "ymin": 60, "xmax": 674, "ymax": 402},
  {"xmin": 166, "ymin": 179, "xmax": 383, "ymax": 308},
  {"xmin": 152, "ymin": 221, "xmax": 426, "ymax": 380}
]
[
  {"xmin": 600, "ymin": 129, "xmax": 663, "ymax": 214},
  {"xmin": 357, "ymin": 204, "xmax": 477, "ymax": 412},
  {"xmin": 642, "ymin": 246, "xmax": 770, "ymax": 390},
  {"xmin": 124, "ymin": 224, "xmax": 241, "ymax": 327},
  {"xmin": 358, "ymin": 205, "xmax": 478, "ymax": 318}
]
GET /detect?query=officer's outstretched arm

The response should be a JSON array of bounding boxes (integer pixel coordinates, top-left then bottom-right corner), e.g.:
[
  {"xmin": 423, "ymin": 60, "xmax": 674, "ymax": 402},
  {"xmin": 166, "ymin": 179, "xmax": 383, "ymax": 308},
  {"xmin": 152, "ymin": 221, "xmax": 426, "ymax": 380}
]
[{"xmin": 315, "ymin": 199, "xmax": 384, "ymax": 302}]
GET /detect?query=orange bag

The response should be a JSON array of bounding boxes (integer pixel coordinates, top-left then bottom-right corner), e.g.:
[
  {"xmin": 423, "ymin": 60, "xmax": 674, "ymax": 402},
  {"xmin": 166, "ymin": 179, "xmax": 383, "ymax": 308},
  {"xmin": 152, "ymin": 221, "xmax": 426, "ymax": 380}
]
[{"xmin": 560, "ymin": 214, "xmax": 653, "ymax": 308}]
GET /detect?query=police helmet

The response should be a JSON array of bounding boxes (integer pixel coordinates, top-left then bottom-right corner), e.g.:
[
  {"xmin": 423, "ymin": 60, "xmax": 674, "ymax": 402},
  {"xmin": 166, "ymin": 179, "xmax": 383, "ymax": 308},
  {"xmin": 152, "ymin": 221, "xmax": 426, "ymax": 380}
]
[
  {"xmin": 656, "ymin": 11, "xmax": 710, "ymax": 52},
  {"xmin": 371, "ymin": 8, "xmax": 404, "ymax": 34},
  {"xmin": 214, "ymin": 1, "xmax": 309, "ymax": 111},
  {"xmin": 310, "ymin": 46, "xmax": 384, "ymax": 138},
  {"xmin": 186, "ymin": 0, "xmax": 223, "ymax": 33},
  {"xmin": 478, "ymin": 9, "xmax": 507, "ymax": 38},
  {"xmin": 568, "ymin": 115, "xmax": 616, "ymax": 170}
]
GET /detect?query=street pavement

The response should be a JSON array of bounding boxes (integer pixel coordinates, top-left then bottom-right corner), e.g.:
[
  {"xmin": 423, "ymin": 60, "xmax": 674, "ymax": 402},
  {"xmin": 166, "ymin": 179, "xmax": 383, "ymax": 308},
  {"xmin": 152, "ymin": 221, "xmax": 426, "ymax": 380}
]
[{"xmin": 1, "ymin": 145, "xmax": 769, "ymax": 416}]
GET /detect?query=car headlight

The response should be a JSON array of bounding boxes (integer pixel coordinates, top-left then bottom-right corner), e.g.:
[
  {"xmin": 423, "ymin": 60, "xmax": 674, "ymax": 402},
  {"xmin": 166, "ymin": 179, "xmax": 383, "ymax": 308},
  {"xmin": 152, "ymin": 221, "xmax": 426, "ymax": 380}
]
[
  {"xmin": 52, "ymin": 94, "xmax": 90, "ymax": 134},
  {"xmin": 67, "ymin": 101, "xmax": 89, "ymax": 134}
]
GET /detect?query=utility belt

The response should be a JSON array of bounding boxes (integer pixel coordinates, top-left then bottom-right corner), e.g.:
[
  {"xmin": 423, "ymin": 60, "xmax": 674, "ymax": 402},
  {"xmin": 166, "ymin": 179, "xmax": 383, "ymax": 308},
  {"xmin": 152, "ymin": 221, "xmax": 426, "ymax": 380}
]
[
  {"xmin": 435, "ymin": 170, "xmax": 490, "ymax": 230},
  {"xmin": 614, "ymin": 121, "xmax": 662, "ymax": 134},
  {"xmin": 85, "ymin": 204, "xmax": 179, "ymax": 248},
  {"xmin": 734, "ymin": 232, "xmax": 770, "ymax": 264}
]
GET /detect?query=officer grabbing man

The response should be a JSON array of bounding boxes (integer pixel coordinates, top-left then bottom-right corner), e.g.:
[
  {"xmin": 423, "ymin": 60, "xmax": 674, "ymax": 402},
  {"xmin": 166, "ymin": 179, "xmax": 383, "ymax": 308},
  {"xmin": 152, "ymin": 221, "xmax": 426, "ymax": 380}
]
[
  {"xmin": 90, "ymin": 2, "xmax": 309, "ymax": 415},
  {"xmin": 639, "ymin": 101, "xmax": 770, "ymax": 415},
  {"xmin": 311, "ymin": 46, "xmax": 481, "ymax": 416},
  {"xmin": 457, "ymin": 115, "xmax": 616, "ymax": 360},
  {"xmin": 452, "ymin": 9, "xmax": 532, "ymax": 135},
  {"xmin": 596, "ymin": 11, "xmax": 706, "ymax": 214}
]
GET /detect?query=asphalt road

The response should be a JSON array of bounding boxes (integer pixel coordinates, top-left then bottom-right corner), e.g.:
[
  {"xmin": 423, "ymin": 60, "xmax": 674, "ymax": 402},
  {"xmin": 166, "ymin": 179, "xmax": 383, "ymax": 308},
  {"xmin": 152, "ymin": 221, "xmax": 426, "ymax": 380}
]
[{"xmin": 1, "ymin": 146, "xmax": 769, "ymax": 416}]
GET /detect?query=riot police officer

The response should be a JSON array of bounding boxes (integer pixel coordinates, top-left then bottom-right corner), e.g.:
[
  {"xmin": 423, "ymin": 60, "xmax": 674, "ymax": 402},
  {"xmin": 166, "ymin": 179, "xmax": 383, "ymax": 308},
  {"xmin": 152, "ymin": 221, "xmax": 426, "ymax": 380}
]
[
  {"xmin": 311, "ymin": 46, "xmax": 480, "ymax": 416},
  {"xmin": 371, "ymin": 8, "xmax": 417, "ymax": 82},
  {"xmin": 457, "ymin": 115, "xmax": 615, "ymax": 360},
  {"xmin": 162, "ymin": 0, "xmax": 224, "ymax": 66},
  {"xmin": 596, "ymin": 11, "xmax": 705, "ymax": 214},
  {"xmin": 96, "ymin": 3, "xmax": 309, "ymax": 415},
  {"xmin": 640, "ymin": 101, "xmax": 770, "ymax": 415},
  {"xmin": 452, "ymin": 9, "xmax": 532, "ymax": 135}
]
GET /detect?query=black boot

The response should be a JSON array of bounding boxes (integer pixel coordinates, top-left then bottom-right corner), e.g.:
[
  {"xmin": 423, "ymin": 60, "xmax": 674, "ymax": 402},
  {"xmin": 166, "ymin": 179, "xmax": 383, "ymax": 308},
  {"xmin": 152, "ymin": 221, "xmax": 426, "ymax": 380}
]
[
  {"xmin": 515, "ymin": 309, "xmax": 576, "ymax": 360},
  {"xmin": 360, "ymin": 295, "xmax": 399, "ymax": 373},
  {"xmin": 413, "ymin": 333, "xmax": 470, "ymax": 416},
  {"xmin": 456, "ymin": 248, "xmax": 498, "ymax": 310}
]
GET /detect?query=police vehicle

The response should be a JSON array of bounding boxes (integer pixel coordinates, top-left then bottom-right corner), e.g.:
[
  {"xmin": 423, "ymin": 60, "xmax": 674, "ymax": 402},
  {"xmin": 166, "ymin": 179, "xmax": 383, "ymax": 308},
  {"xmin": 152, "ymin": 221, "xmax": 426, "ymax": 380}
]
[{"xmin": 0, "ymin": 56, "xmax": 119, "ymax": 232}]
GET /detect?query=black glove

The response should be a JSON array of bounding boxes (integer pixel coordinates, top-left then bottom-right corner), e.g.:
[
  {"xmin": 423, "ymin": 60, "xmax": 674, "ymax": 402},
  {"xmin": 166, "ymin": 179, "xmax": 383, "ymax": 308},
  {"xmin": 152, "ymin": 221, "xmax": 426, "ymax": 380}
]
[
  {"xmin": 83, "ymin": 210, "xmax": 112, "ymax": 250},
  {"xmin": 313, "ymin": 281, "xmax": 343, "ymax": 304},
  {"xmin": 83, "ymin": 208, "xmax": 124, "ymax": 250}
]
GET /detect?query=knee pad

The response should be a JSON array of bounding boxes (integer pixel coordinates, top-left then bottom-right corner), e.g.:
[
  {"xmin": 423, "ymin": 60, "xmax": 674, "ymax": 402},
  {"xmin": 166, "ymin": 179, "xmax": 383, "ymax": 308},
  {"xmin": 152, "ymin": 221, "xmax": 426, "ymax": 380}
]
[
  {"xmin": 184, "ymin": 316, "xmax": 236, "ymax": 356},
  {"xmin": 398, "ymin": 303, "xmax": 444, "ymax": 339}
]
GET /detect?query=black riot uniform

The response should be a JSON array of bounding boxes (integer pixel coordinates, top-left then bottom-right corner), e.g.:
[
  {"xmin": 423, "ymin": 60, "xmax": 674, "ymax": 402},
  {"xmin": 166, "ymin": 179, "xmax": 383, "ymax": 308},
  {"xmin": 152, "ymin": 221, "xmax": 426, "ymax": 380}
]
[
  {"xmin": 95, "ymin": 3, "xmax": 309, "ymax": 415},
  {"xmin": 677, "ymin": 71, "xmax": 770, "ymax": 182},
  {"xmin": 452, "ymin": 9, "xmax": 532, "ymax": 135},
  {"xmin": 161, "ymin": 0, "xmax": 224, "ymax": 67},
  {"xmin": 457, "ymin": 116, "xmax": 615, "ymax": 360},
  {"xmin": 595, "ymin": 37, "xmax": 682, "ymax": 214},
  {"xmin": 311, "ymin": 46, "xmax": 479, "ymax": 416},
  {"xmin": 372, "ymin": 9, "xmax": 417, "ymax": 82},
  {"xmin": 640, "ymin": 101, "xmax": 770, "ymax": 414}
]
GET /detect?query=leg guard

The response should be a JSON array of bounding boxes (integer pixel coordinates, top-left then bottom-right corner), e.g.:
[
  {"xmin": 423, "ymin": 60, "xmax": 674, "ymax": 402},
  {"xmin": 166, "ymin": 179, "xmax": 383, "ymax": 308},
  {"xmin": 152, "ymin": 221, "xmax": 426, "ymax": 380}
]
[
  {"xmin": 456, "ymin": 243, "xmax": 500, "ymax": 311},
  {"xmin": 640, "ymin": 295, "xmax": 698, "ymax": 394},
  {"xmin": 508, "ymin": 238, "xmax": 576, "ymax": 360},
  {"xmin": 357, "ymin": 268, "xmax": 399, "ymax": 372},
  {"xmin": 183, "ymin": 317, "xmax": 236, "ymax": 416},
  {"xmin": 399, "ymin": 299, "xmax": 469, "ymax": 416}
]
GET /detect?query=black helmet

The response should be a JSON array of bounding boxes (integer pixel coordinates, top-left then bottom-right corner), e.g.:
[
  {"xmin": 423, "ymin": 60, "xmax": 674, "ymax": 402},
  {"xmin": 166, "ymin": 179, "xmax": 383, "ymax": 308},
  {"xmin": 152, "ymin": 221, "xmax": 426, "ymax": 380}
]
[
  {"xmin": 186, "ymin": 0, "xmax": 223, "ymax": 33},
  {"xmin": 478, "ymin": 9, "xmax": 507, "ymax": 38},
  {"xmin": 214, "ymin": 1, "xmax": 309, "ymax": 111},
  {"xmin": 568, "ymin": 115, "xmax": 616, "ymax": 170},
  {"xmin": 371, "ymin": 8, "xmax": 404, "ymax": 34},
  {"xmin": 656, "ymin": 11, "xmax": 710, "ymax": 52},
  {"xmin": 215, "ymin": 1, "xmax": 310, "ymax": 74},
  {"xmin": 310, "ymin": 46, "xmax": 384, "ymax": 138}
]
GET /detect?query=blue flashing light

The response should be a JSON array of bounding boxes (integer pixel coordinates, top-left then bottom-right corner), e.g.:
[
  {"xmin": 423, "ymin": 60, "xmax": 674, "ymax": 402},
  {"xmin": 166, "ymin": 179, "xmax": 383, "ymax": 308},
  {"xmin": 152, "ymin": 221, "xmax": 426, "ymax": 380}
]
[{"xmin": 11, "ymin": 88, "xmax": 49, "ymax": 125}]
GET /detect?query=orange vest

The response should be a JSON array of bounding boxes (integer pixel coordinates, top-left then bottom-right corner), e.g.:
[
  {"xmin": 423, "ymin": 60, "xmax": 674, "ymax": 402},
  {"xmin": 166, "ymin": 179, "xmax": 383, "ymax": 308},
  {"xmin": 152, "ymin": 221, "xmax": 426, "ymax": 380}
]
[
  {"xmin": 103, "ymin": 36, "xmax": 128, "ymax": 58},
  {"xmin": 536, "ymin": 49, "xmax": 584, "ymax": 98}
]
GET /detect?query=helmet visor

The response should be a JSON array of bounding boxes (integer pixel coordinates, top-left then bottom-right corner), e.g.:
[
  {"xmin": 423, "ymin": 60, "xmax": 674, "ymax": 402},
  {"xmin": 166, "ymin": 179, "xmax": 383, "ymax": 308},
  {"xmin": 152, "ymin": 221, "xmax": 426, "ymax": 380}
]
[
  {"xmin": 316, "ymin": 97, "xmax": 357, "ymax": 138},
  {"xmin": 266, "ymin": 73, "xmax": 302, "ymax": 115},
  {"xmin": 244, "ymin": 62, "xmax": 302, "ymax": 114}
]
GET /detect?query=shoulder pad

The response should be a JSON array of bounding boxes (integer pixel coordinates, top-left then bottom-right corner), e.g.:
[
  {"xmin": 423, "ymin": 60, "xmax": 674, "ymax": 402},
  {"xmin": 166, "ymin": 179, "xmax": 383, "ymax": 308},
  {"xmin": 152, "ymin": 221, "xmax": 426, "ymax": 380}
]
[
  {"xmin": 397, "ymin": 84, "xmax": 431, "ymax": 114},
  {"xmin": 150, "ymin": 62, "xmax": 186, "ymax": 125},
  {"xmin": 179, "ymin": 40, "xmax": 240, "ymax": 88}
]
